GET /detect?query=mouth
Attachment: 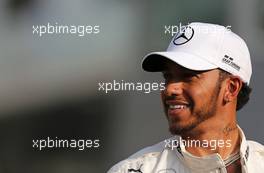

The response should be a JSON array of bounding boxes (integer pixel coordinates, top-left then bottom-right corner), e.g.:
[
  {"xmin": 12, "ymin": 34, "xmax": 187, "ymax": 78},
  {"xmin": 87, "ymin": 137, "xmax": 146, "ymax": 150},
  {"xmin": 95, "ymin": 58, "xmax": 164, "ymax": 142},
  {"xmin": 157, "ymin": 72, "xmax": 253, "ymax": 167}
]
[
  {"xmin": 166, "ymin": 100, "xmax": 190, "ymax": 109},
  {"xmin": 165, "ymin": 100, "xmax": 191, "ymax": 117},
  {"xmin": 168, "ymin": 104, "xmax": 188, "ymax": 110}
]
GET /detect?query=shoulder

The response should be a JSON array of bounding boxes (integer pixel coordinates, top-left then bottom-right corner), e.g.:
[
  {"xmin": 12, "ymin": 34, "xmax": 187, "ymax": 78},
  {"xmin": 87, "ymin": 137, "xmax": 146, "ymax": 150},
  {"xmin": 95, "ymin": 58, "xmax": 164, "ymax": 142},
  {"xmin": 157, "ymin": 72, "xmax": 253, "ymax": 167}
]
[
  {"xmin": 246, "ymin": 140, "xmax": 264, "ymax": 171},
  {"xmin": 107, "ymin": 139, "xmax": 168, "ymax": 173},
  {"xmin": 248, "ymin": 140, "xmax": 264, "ymax": 155},
  {"xmin": 128, "ymin": 139, "xmax": 165, "ymax": 159},
  {"xmin": 247, "ymin": 140, "xmax": 264, "ymax": 164}
]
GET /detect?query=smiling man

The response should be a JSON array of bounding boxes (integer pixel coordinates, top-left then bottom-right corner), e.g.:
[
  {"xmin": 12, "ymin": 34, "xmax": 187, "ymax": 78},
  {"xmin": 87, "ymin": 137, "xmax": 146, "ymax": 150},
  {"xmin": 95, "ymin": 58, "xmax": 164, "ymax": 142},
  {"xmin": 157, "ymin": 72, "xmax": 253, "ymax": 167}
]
[{"xmin": 108, "ymin": 22, "xmax": 264, "ymax": 173}]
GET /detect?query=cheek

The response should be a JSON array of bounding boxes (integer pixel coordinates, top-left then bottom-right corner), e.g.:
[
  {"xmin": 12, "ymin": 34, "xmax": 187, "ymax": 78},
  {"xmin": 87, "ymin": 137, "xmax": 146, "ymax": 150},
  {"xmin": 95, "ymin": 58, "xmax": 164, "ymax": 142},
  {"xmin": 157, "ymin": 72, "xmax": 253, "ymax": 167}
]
[{"xmin": 187, "ymin": 83, "xmax": 213, "ymax": 105}]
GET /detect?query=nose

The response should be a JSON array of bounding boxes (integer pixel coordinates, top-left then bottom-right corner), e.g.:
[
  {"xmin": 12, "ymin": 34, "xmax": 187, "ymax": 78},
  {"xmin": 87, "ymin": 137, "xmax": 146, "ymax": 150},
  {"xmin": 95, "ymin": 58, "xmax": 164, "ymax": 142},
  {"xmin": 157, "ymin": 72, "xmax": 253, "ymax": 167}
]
[{"xmin": 164, "ymin": 82, "xmax": 183, "ymax": 96}]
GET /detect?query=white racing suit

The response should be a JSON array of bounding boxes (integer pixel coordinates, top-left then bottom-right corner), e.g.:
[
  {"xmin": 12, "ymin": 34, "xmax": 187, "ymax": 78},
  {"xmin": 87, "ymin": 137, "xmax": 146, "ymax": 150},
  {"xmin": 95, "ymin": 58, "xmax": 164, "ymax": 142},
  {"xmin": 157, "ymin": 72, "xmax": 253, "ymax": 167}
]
[{"xmin": 108, "ymin": 127, "xmax": 264, "ymax": 173}]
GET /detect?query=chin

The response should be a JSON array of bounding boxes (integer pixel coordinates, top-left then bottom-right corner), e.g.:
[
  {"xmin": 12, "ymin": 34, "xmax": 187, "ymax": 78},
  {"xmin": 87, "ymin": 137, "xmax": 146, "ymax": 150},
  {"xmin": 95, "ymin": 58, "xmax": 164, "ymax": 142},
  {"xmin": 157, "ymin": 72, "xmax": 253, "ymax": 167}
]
[{"xmin": 168, "ymin": 120, "xmax": 198, "ymax": 135}]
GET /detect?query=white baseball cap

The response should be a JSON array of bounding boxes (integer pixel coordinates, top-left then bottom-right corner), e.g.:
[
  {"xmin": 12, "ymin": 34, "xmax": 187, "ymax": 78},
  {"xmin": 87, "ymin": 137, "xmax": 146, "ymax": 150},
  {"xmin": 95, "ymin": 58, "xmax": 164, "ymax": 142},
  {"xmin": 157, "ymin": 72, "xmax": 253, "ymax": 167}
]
[{"xmin": 142, "ymin": 22, "xmax": 252, "ymax": 85}]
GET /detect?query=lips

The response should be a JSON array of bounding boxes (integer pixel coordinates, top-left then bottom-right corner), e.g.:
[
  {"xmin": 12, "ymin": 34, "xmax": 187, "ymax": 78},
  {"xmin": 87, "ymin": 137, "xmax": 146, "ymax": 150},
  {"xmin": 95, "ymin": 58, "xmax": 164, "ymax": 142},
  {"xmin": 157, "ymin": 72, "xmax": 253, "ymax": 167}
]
[
  {"xmin": 165, "ymin": 100, "xmax": 191, "ymax": 117},
  {"xmin": 166, "ymin": 100, "xmax": 190, "ymax": 109},
  {"xmin": 168, "ymin": 105, "xmax": 187, "ymax": 109}
]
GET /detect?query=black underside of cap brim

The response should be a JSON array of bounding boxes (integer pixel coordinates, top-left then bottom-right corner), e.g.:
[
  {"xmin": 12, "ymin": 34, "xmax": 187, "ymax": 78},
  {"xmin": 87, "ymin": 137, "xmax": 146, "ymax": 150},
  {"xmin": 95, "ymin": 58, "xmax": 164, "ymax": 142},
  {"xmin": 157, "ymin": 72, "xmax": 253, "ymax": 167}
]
[{"xmin": 142, "ymin": 54, "xmax": 171, "ymax": 72}]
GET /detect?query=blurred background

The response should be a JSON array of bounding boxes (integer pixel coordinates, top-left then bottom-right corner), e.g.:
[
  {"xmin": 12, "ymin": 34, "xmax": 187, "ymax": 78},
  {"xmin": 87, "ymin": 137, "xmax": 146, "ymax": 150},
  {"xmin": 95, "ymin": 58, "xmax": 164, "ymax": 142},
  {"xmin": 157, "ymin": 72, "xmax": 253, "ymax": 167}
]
[{"xmin": 0, "ymin": 0, "xmax": 263, "ymax": 172}]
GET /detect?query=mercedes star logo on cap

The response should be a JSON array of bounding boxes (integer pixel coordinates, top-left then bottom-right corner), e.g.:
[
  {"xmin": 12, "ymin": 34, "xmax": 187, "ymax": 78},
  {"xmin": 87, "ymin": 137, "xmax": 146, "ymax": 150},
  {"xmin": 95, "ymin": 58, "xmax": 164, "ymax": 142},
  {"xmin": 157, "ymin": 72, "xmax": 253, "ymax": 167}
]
[{"xmin": 173, "ymin": 26, "xmax": 194, "ymax": 45}]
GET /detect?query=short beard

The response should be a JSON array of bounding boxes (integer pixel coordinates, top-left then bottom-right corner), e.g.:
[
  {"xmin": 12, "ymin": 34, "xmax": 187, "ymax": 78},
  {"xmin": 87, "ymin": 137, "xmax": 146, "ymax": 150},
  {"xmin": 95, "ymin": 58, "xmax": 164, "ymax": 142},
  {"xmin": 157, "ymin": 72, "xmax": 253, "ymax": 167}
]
[{"xmin": 169, "ymin": 79, "xmax": 222, "ymax": 135}]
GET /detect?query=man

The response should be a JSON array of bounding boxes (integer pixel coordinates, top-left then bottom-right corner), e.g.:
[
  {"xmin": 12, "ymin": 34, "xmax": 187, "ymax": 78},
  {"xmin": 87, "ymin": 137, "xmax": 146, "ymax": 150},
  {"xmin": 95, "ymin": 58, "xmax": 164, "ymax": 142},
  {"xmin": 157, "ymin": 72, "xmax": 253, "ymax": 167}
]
[{"xmin": 108, "ymin": 22, "xmax": 264, "ymax": 173}]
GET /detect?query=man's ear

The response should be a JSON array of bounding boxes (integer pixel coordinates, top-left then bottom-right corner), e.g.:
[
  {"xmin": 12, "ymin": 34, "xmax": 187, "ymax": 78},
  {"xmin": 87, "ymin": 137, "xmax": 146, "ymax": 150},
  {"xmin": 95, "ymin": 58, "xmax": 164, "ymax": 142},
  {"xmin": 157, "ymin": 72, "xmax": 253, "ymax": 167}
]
[{"xmin": 223, "ymin": 76, "xmax": 243, "ymax": 103}]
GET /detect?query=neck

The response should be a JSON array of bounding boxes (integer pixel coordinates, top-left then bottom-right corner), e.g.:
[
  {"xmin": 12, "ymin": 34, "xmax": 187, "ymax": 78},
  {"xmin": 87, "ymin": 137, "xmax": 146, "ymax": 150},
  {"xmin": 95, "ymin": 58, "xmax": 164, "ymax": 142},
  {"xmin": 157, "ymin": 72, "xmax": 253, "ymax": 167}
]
[{"xmin": 181, "ymin": 116, "xmax": 241, "ymax": 160}]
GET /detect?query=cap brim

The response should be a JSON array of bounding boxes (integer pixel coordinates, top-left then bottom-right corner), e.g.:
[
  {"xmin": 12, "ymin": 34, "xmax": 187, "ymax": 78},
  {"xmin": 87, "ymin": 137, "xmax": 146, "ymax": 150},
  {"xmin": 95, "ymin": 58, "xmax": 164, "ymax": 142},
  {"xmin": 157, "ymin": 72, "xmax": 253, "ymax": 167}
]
[{"xmin": 142, "ymin": 51, "xmax": 218, "ymax": 72}]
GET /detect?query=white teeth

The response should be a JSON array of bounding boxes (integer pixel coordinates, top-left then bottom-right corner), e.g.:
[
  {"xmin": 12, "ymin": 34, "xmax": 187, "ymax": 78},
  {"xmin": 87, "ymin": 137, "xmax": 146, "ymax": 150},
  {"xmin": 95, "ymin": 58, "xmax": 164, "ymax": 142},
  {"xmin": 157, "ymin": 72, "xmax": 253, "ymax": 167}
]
[{"xmin": 169, "ymin": 105, "xmax": 186, "ymax": 109}]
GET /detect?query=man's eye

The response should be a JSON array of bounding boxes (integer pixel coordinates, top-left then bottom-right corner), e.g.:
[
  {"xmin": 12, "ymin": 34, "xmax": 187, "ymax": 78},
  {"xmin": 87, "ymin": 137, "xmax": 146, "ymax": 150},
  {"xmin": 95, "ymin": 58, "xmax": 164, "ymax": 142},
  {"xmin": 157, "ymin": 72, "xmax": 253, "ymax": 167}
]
[
  {"xmin": 162, "ymin": 72, "xmax": 199, "ymax": 83},
  {"xmin": 183, "ymin": 73, "xmax": 194, "ymax": 78},
  {"xmin": 183, "ymin": 72, "xmax": 199, "ymax": 78}
]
